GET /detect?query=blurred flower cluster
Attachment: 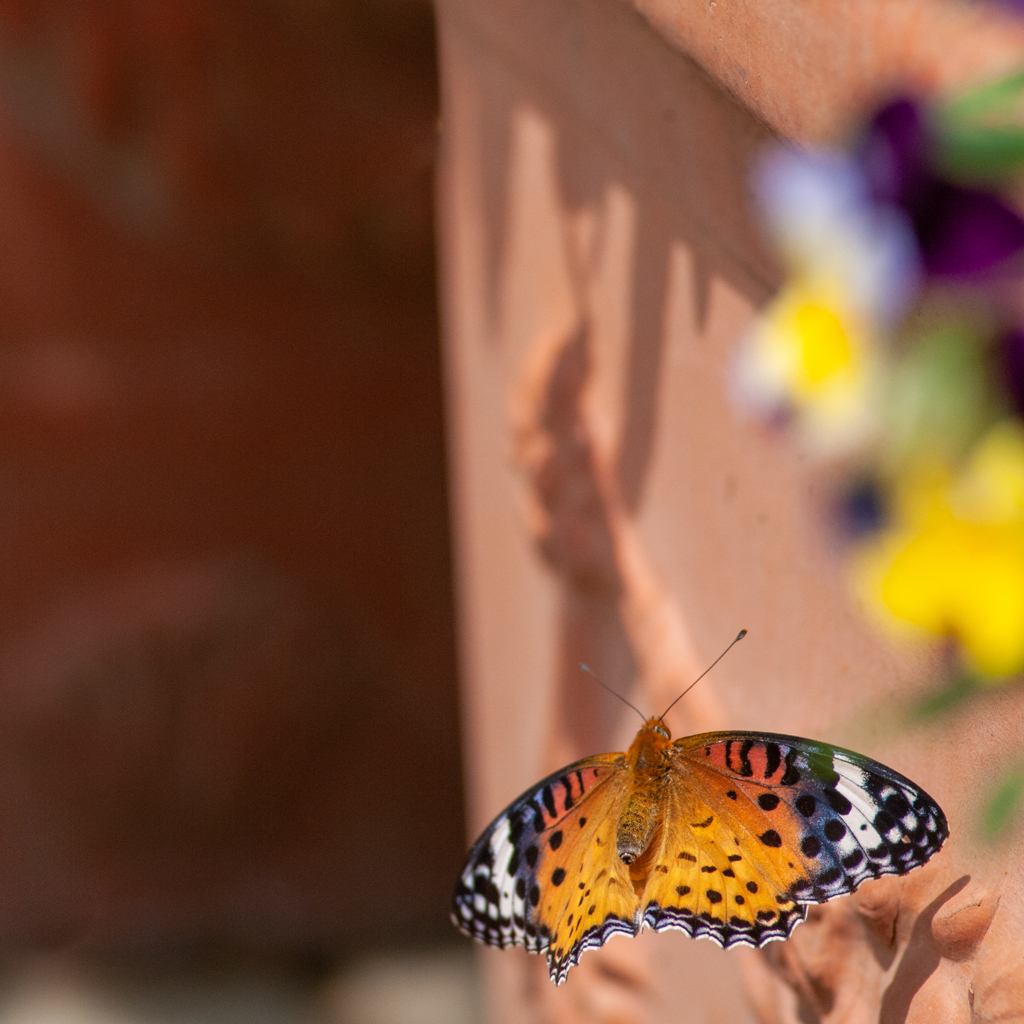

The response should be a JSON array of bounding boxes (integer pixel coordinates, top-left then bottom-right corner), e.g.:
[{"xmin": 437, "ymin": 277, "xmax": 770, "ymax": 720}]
[{"xmin": 737, "ymin": 75, "xmax": 1024, "ymax": 684}]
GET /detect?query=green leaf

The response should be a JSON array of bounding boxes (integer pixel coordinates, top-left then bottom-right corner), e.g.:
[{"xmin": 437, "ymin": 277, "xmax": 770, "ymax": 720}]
[
  {"xmin": 904, "ymin": 673, "xmax": 980, "ymax": 722},
  {"xmin": 934, "ymin": 67, "xmax": 1024, "ymax": 180},
  {"xmin": 935, "ymin": 125, "xmax": 1024, "ymax": 180},
  {"xmin": 982, "ymin": 768, "xmax": 1024, "ymax": 839},
  {"xmin": 882, "ymin": 324, "xmax": 1001, "ymax": 472},
  {"xmin": 943, "ymin": 69, "xmax": 1024, "ymax": 123}
]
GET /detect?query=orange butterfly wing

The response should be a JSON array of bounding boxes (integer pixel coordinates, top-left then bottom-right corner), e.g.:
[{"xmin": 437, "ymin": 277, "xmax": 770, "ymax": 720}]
[
  {"xmin": 633, "ymin": 762, "xmax": 807, "ymax": 945},
  {"xmin": 451, "ymin": 753, "xmax": 637, "ymax": 978},
  {"xmin": 637, "ymin": 733, "xmax": 947, "ymax": 947},
  {"xmin": 525, "ymin": 773, "xmax": 640, "ymax": 983}
]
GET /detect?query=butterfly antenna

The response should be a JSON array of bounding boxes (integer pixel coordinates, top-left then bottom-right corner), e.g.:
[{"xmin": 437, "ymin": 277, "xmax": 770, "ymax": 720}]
[
  {"xmin": 657, "ymin": 629, "xmax": 747, "ymax": 722},
  {"xmin": 579, "ymin": 664, "xmax": 647, "ymax": 723}
]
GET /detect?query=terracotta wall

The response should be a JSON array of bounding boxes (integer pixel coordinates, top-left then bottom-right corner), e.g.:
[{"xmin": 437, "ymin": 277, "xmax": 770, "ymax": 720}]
[
  {"xmin": 436, "ymin": 0, "xmax": 1024, "ymax": 1020},
  {"xmin": 0, "ymin": 0, "xmax": 463, "ymax": 956}
]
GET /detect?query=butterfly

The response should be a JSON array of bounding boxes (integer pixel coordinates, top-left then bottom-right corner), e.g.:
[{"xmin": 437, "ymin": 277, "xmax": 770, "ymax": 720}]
[{"xmin": 452, "ymin": 717, "xmax": 948, "ymax": 984}]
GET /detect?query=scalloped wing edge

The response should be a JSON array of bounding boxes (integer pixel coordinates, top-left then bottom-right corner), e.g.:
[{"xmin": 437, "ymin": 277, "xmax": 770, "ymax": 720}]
[
  {"xmin": 644, "ymin": 899, "xmax": 808, "ymax": 949},
  {"xmin": 547, "ymin": 912, "xmax": 638, "ymax": 985}
]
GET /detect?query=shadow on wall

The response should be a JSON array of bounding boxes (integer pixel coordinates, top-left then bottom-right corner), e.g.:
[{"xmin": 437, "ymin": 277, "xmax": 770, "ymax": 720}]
[
  {"xmin": 0, "ymin": 0, "xmax": 464, "ymax": 965},
  {"xmin": 484, "ymin": 94, "xmax": 778, "ymax": 763}
]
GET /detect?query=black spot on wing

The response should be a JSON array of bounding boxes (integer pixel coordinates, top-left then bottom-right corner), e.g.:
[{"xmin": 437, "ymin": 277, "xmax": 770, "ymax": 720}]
[
  {"xmin": 508, "ymin": 816, "xmax": 525, "ymax": 845},
  {"xmin": 886, "ymin": 791, "xmax": 911, "ymax": 818},
  {"xmin": 738, "ymin": 740, "xmax": 755, "ymax": 777},
  {"xmin": 825, "ymin": 788, "xmax": 852, "ymax": 815},
  {"xmin": 824, "ymin": 819, "xmax": 846, "ymax": 842},
  {"xmin": 801, "ymin": 835, "xmax": 821, "ymax": 858},
  {"xmin": 781, "ymin": 747, "xmax": 801, "ymax": 786},
  {"xmin": 542, "ymin": 785, "xmax": 557, "ymax": 819},
  {"xmin": 560, "ymin": 776, "xmax": 574, "ymax": 811},
  {"xmin": 795, "ymin": 795, "xmax": 816, "ymax": 818},
  {"xmin": 842, "ymin": 849, "xmax": 864, "ymax": 869},
  {"xmin": 530, "ymin": 800, "xmax": 545, "ymax": 833}
]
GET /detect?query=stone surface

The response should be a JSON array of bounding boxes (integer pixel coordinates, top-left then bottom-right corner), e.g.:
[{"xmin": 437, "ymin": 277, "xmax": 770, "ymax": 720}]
[{"xmin": 436, "ymin": 0, "xmax": 1024, "ymax": 1019}]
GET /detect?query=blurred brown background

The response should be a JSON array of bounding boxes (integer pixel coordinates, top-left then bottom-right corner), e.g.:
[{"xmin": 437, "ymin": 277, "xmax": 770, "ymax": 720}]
[{"xmin": 0, "ymin": 0, "xmax": 463, "ymax": 967}]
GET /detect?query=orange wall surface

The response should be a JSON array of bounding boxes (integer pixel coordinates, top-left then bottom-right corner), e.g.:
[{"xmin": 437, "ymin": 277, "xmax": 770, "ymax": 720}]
[{"xmin": 436, "ymin": 0, "xmax": 1024, "ymax": 1019}]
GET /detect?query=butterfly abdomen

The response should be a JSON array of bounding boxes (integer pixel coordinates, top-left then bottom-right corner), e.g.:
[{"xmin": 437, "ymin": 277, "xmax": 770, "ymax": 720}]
[
  {"xmin": 617, "ymin": 720, "xmax": 674, "ymax": 864},
  {"xmin": 616, "ymin": 785, "xmax": 662, "ymax": 864}
]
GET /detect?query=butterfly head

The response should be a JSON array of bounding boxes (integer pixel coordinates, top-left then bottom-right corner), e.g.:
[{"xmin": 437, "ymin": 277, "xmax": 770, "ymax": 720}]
[
  {"xmin": 626, "ymin": 716, "xmax": 674, "ymax": 771},
  {"xmin": 644, "ymin": 717, "xmax": 671, "ymax": 740}
]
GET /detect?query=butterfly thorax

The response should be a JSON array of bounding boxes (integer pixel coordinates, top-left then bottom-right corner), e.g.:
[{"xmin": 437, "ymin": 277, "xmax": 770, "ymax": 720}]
[{"xmin": 616, "ymin": 718, "xmax": 673, "ymax": 865}]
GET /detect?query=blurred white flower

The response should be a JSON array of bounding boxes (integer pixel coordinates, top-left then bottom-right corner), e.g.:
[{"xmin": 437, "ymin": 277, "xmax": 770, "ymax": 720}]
[{"xmin": 735, "ymin": 147, "xmax": 922, "ymax": 455}]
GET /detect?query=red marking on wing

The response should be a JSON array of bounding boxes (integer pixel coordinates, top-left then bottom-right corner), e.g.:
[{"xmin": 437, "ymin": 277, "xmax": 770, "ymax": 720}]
[
  {"xmin": 706, "ymin": 744, "xmax": 729, "ymax": 771},
  {"xmin": 747, "ymin": 744, "xmax": 771, "ymax": 780}
]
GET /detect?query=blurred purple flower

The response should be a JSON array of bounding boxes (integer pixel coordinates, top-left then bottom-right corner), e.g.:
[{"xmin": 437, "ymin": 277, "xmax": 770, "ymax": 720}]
[
  {"xmin": 861, "ymin": 99, "xmax": 1024, "ymax": 278},
  {"xmin": 861, "ymin": 99, "xmax": 930, "ymax": 208}
]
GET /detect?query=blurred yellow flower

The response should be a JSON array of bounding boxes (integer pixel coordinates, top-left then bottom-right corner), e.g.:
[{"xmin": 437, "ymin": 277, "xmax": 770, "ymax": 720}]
[
  {"xmin": 857, "ymin": 420, "xmax": 1024, "ymax": 678},
  {"xmin": 736, "ymin": 279, "xmax": 879, "ymax": 454}
]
